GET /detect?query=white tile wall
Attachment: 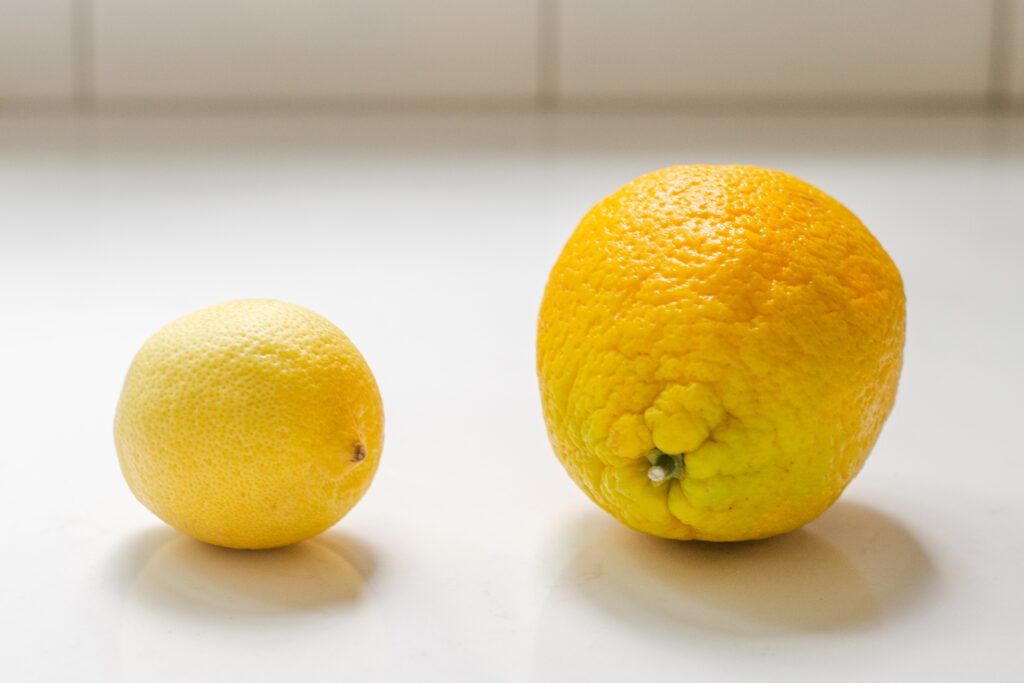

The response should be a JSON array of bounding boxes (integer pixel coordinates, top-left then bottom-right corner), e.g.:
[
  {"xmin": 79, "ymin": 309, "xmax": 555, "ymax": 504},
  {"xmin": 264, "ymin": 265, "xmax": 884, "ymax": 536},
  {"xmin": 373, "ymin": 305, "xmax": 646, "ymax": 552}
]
[
  {"xmin": 1010, "ymin": 0, "xmax": 1024, "ymax": 100},
  {"xmin": 0, "ymin": 0, "xmax": 1020, "ymax": 110},
  {"xmin": 557, "ymin": 0, "xmax": 993, "ymax": 101},
  {"xmin": 0, "ymin": 0, "xmax": 75, "ymax": 99},
  {"xmin": 92, "ymin": 0, "xmax": 538, "ymax": 98}
]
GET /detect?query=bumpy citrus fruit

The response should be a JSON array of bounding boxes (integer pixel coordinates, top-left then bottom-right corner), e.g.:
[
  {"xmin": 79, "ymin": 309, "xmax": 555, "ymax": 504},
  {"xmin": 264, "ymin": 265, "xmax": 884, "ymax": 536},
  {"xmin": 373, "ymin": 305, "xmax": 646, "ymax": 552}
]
[
  {"xmin": 114, "ymin": 299, "xmax": 383, "ymax": 549},
  {"xmin": 537, "ymin": 165, "xmax": 904, "ymax": 541}
]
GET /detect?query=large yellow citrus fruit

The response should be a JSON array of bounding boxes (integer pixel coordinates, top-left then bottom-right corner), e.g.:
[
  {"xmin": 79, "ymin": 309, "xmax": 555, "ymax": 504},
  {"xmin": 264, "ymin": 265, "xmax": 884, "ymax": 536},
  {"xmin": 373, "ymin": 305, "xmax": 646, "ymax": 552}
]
[
  {"xmin": 114, "ymin": 299, "xmax": 384, "ymax": 549},
  {"xmin": 537, "ymin": 165, "xmax": 904, "ymax": 541}
]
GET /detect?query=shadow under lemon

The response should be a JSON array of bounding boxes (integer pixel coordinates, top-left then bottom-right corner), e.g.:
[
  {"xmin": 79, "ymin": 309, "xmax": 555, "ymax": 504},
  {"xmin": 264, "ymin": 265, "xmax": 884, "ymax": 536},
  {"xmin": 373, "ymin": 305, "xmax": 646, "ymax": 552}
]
[
  {"xmin": 112, "ymin": 527, "xmax": 390, "ymax": 680},
  {"xmin": 537, "ymin": 500, "xmax": 935, "ymax": 638},
  {"xmin": 111, "ymin": 525, "xmax": 376, "ymax": 617}
]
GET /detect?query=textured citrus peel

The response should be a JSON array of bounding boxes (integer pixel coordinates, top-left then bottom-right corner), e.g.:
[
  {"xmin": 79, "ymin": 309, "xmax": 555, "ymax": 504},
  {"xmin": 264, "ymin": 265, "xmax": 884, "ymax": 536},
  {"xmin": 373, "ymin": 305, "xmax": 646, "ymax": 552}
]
[
  {"xmin": 114, "ymin": 299, "xmax": 384, "ymax": 549},
  {"xmin": 537, "ymin": 164, "xmax": 906, "ymax": 541}
]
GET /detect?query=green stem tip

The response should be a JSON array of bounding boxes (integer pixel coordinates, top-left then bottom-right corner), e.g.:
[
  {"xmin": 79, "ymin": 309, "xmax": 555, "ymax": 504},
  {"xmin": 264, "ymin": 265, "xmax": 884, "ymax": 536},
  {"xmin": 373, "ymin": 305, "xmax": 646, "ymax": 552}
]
[{"xmin": 646, "ymin": 449, "xmax": 683, "ymax": 483}]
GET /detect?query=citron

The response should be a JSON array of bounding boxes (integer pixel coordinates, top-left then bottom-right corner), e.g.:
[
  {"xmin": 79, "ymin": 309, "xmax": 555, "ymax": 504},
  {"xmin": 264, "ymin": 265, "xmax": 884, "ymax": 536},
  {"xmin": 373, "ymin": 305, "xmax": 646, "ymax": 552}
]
[
  {"xmin": 114, "ymin": 299, "xmax": 383, "ymax": 549},
  {"xmin": 537, "ymin": 165, "xmax": 905, "ymax": 541}
]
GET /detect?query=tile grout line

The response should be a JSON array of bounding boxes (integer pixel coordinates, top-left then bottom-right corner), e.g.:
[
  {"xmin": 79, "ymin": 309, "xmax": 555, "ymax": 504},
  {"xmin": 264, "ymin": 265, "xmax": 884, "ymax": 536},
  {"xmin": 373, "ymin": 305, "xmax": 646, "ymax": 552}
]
[
  {"xmin": 71, "ymin": 0, "xmax": 95, "ymax": 111},
  {"xmin": 537, "ymin": 0, "xmax": 558, "ymax": 110},
  {"xmin": 1, "ymin": 93, "xmax": 1018, "ymax": 118},
  {"xmin": 989, "ymin": 0, "xmax": 1014, "ymax": 111}
]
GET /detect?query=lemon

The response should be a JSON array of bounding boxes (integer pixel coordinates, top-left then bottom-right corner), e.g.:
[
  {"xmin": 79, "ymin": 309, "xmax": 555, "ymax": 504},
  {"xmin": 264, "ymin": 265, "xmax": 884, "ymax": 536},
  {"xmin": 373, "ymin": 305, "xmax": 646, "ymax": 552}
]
[
  {"xmin": 537, "ymin": 165, "xmax": 905, "ymax": 541},
  {"xmin": 114, "ymin": 299, "xmax": 384, "ymax": 549}
]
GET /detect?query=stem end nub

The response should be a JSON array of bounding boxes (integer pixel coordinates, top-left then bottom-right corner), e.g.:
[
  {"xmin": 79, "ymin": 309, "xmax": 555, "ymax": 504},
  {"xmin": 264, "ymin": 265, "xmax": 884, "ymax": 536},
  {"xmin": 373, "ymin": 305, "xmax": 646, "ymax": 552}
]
[{"xmin": 646, "ymin": 450, "xmax": 683, "ymax": 484}]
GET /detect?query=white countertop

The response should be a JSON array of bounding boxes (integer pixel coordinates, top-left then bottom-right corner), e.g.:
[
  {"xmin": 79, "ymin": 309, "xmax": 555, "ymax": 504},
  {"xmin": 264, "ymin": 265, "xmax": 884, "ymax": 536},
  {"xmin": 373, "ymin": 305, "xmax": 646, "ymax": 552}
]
[{"xmin": 2, "ymin": 112, "xmax": 1022, "ymax": 681}]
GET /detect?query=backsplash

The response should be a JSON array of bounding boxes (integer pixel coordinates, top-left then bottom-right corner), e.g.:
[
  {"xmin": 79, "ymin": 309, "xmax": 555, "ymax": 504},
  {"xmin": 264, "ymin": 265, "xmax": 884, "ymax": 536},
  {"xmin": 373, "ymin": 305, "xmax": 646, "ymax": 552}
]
[{"xmin": 1, "ymin": 0, "xmax": 1021, "ymax": 110}]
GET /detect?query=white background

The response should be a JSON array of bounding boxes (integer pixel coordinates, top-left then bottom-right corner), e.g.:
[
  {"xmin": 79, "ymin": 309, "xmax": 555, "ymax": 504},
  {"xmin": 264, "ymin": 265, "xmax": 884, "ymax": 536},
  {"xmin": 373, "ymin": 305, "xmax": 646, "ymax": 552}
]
[{"xmin": 1, "ymin": 112, "xmax": 1022, "ymax": 680}]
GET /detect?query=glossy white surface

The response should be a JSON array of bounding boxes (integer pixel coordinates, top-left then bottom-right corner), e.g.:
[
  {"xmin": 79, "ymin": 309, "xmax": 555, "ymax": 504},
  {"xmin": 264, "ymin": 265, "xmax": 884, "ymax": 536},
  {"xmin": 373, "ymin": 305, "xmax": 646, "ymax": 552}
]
[{"xmin": 1, "ymin": 113, "xmax": 1022, "ymax": 681}]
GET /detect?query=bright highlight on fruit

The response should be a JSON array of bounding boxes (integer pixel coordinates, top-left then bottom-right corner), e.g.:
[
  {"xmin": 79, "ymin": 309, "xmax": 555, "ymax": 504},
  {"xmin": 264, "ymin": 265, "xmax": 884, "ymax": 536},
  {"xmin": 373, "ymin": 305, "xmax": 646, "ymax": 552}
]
[
  {"xmin": 114, "ymin": 299, "xmax": 384, "ymax": 549},
  {"xmin": 537, "ymin": 165, "xmax": 905, "ymax": 541}
]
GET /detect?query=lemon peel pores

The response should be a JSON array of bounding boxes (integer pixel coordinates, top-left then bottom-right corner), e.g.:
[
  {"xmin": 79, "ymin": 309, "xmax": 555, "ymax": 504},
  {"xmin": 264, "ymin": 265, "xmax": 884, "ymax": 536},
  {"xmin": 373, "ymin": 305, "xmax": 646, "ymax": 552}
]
[
  {"xmin": 114, "ymin": 299, "xmax": 384, "ymax": 549},
  {"xmin": 537, "ymin": 165, "xmax": 905, "ymax": 541}
]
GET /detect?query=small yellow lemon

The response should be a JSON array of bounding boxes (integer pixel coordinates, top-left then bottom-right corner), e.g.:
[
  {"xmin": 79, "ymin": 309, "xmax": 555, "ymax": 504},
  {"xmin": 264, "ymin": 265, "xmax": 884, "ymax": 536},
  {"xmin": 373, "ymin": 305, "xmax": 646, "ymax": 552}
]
[
  {"xmin": 537, "ymin": 165, "xmax": 905, "ymax": 541},
  {"xmin": 114, "ymin": 299, "xmax": 383, "ymax": 549}
]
